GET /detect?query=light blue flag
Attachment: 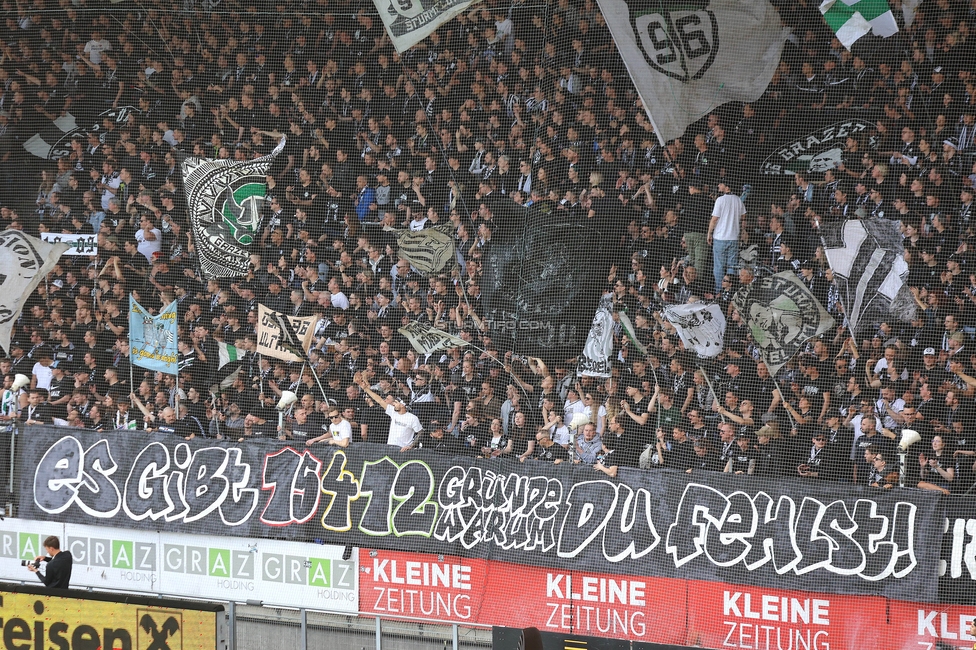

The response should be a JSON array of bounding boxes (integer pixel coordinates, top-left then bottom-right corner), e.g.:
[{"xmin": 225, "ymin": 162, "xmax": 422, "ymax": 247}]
[{"xmin": 129, "ymin": 296, "xmax": 178, "ymax": 374}]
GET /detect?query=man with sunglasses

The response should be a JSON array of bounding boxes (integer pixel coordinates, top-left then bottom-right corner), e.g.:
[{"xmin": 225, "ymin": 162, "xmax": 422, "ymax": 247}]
[
  {"xmin": 798, "ymin": 432, "xmax": 841, "ymax": 481},
  {"xmin": 307, "ymin": 408, "xmax": 352, "ymax": 447}
]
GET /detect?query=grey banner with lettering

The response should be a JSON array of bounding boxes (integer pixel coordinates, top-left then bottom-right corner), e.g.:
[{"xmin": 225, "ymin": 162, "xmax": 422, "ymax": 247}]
[{"xmin": 18, "ymin": 426, "xmax": 942, "ymax": 601}]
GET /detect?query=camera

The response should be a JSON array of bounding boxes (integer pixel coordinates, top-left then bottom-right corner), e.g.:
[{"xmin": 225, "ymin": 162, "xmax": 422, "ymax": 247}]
[{"xmin": 21, "ymin": 559, "xmax": 40, "ymax": 569}]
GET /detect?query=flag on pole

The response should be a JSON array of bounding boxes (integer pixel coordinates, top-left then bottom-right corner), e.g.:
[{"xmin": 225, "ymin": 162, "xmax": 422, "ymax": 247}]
[
  {"xmin": 372, "ymin": 0, "xmax": 480, "ymax": 52},
  {"xmin": 398, "ymin": 321, "xmax": 469, "ymax": 355},
  {"xmin": 129, "ymin": 297, "xmax": 179, "ymax": 374},
  {"xmin": 820, "ymin": 0, "xmax": 898, "ymax": 49},
  {"xmin": 820, "ymin": 218, "xmax": 916, "ymax": 335},
  {"xmin": 731, "ymin": 272, "xmax": 834, "ymax": 377},
  {"xmin": 256, "ymin": 304, "xmax": 316, "ymax": 363},
  {"xmin": 576, "ymin": 299, "xmax": 615, "ymax": 377},
  {"xmin": 663, "ymin": 303, "xmax": 727, "ymax": 357},
  {"xmin": 618, "ymin": 311, "xmax": 648, "ymax": 358},
  {"xmin": 594, "ymin": 0, "xmax": 787, "ymax": 145},
  {"xmin": 180, "ymin": 137, "xmax": 286, "ymax": 279},
  {"xmin": 217, "ymin": 341, "xmax": 242, "ymax": 369},
  {"xmin": 0, "ymin": 230, "xmax": 68, "ymax": 355}
]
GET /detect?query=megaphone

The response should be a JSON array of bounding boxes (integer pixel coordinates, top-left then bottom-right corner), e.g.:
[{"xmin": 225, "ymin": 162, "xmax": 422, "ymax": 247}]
[
  {"xmin": 11, "ymin": 374, "xmax": 30, "ymax": 392},
  {"xmin": 276, "ymin": 391, "xmax": 299, "ymax": 410},
  {"xmin": 899, "ymin": 429, "xmax": 921, "ymax": 451},
  {"xmin": 568, "ymin": 412, "xmax": 591, "ymax": 430}
]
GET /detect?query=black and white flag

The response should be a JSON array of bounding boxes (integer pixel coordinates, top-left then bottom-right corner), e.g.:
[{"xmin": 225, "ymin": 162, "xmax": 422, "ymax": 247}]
[
  {"xmin": 663, "ymin": 303, "xmax": 726, "ymax": 357},
  {"xmin": 389, "ymin": 223, "xmax": 456, "ymax": 275},
  {"xmin": 576, "ymin": 298, "xmax": 615, "ymax": 377},
  {"xmin": 180, "ymin": 137, "xmax": 286, "ymax": 279},
  {"xmin": 820, "ymin": 218, "xmax": 916, "ymax": 335},
  {"xmin": 732, "ymin": 272, "xmax": 834, "ymax": 377},
  {"xmin": 0, "ymin": 231, "xmax": 69, "ymax": 354},
  {"xmin": 399, "ymin": 321, "xmax": 469, "ymax": 355},
  {"xmin": 595, "ymin": 0, "xmax": 787, "ymax": 145},
  {"xmin": 372, "ymin": 0, "xmax": 479, "ymax": 52}
]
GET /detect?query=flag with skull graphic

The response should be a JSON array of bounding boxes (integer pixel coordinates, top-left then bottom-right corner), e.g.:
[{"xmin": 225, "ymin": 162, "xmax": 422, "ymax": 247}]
[{"xmin": 180, "ymin": 137, "xmax": 286, "ymax": 279}]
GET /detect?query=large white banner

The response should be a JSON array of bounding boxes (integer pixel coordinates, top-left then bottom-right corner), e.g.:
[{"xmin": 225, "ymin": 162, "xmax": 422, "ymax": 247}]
[
  {"xmin": 0, "ymin": 230, "xmax": 69, "ymax": 355},
  {"xmin": 373, "ymin": 0, "xmax": 480, "ymax": 52},
  {"xmin": 0, "ymin": 519, "xmax": 358, "ymax": 611},
  {"xmin": 595, "ymin": 0, "xmax": 786, "ymax": 144}
]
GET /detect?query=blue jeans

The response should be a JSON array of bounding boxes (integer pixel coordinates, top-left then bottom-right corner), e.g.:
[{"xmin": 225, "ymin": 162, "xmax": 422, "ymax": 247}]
[{"xmin": 713, "ymin": 239, "xmax": 739, "ymax": 293}]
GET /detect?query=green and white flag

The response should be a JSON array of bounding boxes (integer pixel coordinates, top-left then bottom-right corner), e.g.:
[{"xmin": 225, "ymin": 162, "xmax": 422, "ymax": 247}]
[
  {"xmin": 820, "ymin": 0, "xmax": 898, "ymax": 49},
  {"xmin": 618, "ymin": 311, "xmax": 648, "ymax": 359},
  {"xmin": 217, "ymin": 341, "xmax": 242, "ymax": 369},
  {"xmin": 180, "ymin": 137, "xmax": 286, "ymax": 279}
]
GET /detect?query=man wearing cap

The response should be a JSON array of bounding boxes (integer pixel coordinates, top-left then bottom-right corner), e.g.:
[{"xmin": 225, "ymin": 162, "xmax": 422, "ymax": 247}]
[
  {"xmin": 959, "ymin": 187, "xmax": 974, "ymax": 230},
  {"xmin": 355, "ymin": 374, "xmax": 422, "ymax": 447}
]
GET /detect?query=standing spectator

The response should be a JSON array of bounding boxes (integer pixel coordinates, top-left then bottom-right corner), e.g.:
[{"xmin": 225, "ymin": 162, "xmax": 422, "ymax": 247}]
[{"xmin": 707, "ymin": 182, "xmax": 746, "ymax": 293}]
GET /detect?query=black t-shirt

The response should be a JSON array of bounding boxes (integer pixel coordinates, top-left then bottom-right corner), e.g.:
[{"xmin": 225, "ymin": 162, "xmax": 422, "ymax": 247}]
[
  {"xmin": 603, "ymin": 429, "xmax": 641, "ymax": 468},
  {"xmin": 414, "ymin": 431, "xmax": 465, "ymax": 455},
  {"xmin": 48, "ymin": 376, "xmax": 71, "ymax": 420},
  {"xmin": 728, "ymin": 445, "xmax": 756, "ymax": 473},
  {"xmin": 534, "ymin": 441, "xmax": 570, "ymax": 463},
  {"xmin": 360, "ymin": 405, "xmax": 388, "ymax": 443},
  {"xmin": 668, "ymin": 439, "xmax": 697, "ymax": 472}
]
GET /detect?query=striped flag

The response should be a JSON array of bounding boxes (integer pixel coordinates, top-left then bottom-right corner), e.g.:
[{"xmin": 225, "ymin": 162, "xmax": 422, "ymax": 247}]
[
  {"xmin": 820, "ymin": 0, "xmax": 898, "ymax": 49},
  {"xmin": 820, "ymin": 218, "xmax": 916, "ymax": 336},
  {"xmin": 217, "ymin": 341, "xmax": 242, "ymax": 369}
]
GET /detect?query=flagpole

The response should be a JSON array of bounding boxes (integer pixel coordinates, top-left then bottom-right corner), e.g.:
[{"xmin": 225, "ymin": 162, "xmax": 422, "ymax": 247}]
[
  {"xmin": 210, "ymin": 390, "xmax": 221, "ymax": 439},
  {"xmin": 698, "ymin": 363, "xmax": 726, "ymax": 424}
]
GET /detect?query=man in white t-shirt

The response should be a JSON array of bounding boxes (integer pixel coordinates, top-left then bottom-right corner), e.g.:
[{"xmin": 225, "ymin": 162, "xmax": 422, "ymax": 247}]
[
  {"xmin": 84, "ymin": 31, "xmax": 112, "ymax": 65},
  {"xmin": 328, "ymin": 277, "xmax": 349, "ymax": 310},
  {"xmin": 307, "ymin": 409, "xmax": 352, "ymax": 447},
  {"xmin": 31, "ymin": 351, "xmax": 54, "ymax": 391},
  {"xmin": 356, "ymin": 376, "xmax": 423, "ymax": 446},
  {"xmin": 707, "ymin": 182, "xmax": 747, "ymax": 294},
  {"xmin": 135, "ymin": 215, "xmax": 162, "ymax": 262}
]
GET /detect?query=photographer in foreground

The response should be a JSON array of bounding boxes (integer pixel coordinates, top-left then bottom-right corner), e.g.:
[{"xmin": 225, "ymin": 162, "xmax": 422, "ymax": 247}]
[{"xmin": 27, "ymin": 535, "xmax": 72, "ymax": 589}]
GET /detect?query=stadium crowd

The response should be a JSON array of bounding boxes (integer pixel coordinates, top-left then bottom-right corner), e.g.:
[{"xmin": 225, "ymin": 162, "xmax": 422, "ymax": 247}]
[{"xmin": 1, "ymin": 0, "xmax": 976, "ymax": 495}]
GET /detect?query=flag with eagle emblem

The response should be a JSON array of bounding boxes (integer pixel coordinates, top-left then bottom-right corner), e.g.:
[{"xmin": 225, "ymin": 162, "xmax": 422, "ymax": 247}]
[{"xmin": 180, "ymin": 137, "xmax": 286, "ymax": 279}]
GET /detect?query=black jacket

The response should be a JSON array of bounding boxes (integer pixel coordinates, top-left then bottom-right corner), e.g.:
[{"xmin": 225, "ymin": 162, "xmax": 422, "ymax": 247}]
[{"xmin": 37, "ymin": 551, "xmax": 72, "ymax": 589}]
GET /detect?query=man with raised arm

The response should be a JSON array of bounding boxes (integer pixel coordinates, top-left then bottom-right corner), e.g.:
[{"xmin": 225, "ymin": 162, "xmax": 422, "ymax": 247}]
[{"xmin": 354, "ymin": 373, "xmax": 423, "ymax": 447}]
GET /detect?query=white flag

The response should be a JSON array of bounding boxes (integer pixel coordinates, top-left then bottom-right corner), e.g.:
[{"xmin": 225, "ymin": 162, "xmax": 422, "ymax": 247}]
[
  {"xmin": 597, "ymin": 0, "xmax": 786, "ymax": 145},
  {"xmin": 576, "ymin": 301, "xmax": 615, "ymax": 378},
  {"xmin": 0, "ymin": 230, "xmax": 68, "ymax": 354},
  {"xmin": 663, "ymin": 303, "xmax": 727, "ymax": 358},
  {"xmin": 398, "ymin": 321, "xmax": 469, "ymax": 355},
  {"xmin": 373, "ymin": 0, "xmax": 480, "ymax": 52}
]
